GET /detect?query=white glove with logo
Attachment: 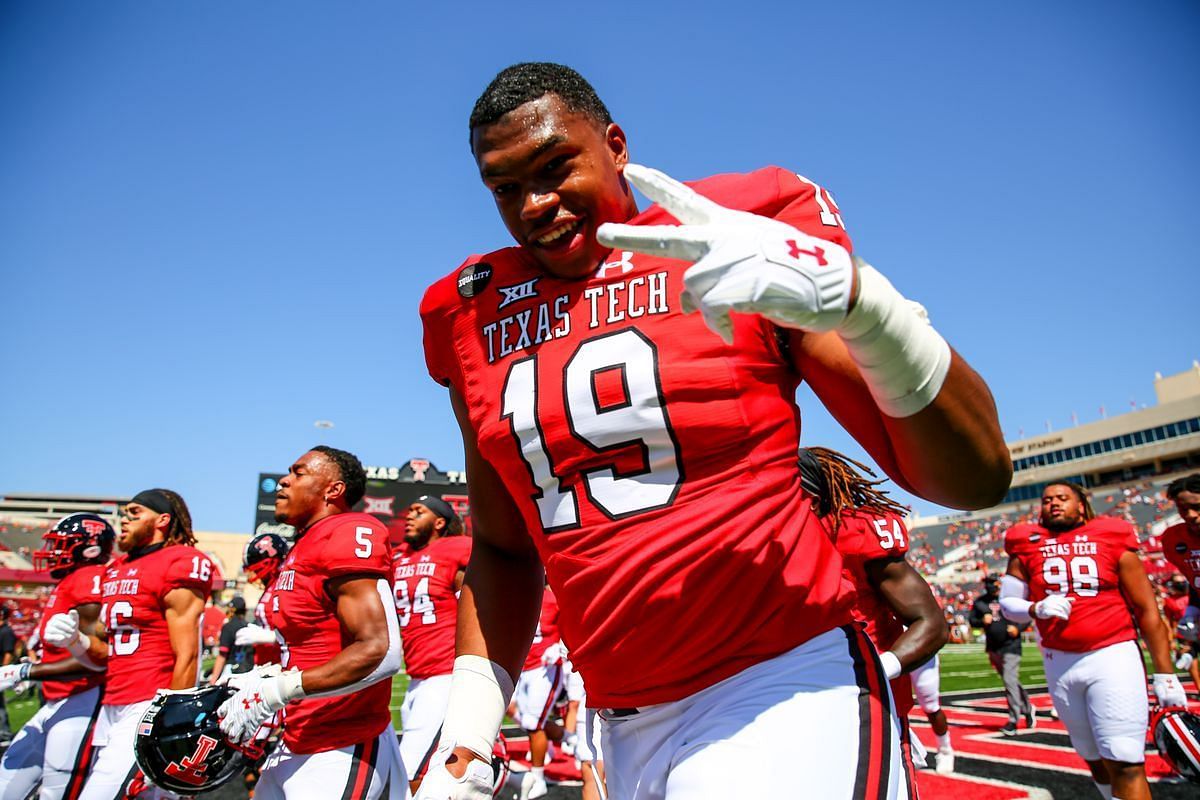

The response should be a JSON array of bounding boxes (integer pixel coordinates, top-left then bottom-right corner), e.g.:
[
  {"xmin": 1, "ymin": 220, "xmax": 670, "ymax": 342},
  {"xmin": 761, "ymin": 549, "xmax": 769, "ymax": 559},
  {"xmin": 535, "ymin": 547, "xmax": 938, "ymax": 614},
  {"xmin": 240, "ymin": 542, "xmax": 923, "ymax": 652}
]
[
  {"xmin": 597, "ymin": 164, "xmax": 855, "ymax": 344},
  {"xmin": 218, "ymin": 666, "xmax": 304, "ymax": 744},
  {"xmin": 1176, "ymin": 652, "xmax": 1195, "ymax": 671},
  {"xmin": 234, "ymin": 624, "xmax": 277, "ymax": 646},
  {"xmin": 43, "ymin": 610, "xmax": 85, "ymax": 651},
  {"xmin": 1032, "ymin": 594, "xmax": 1074, "ymax": 621},
  {"xmin": 1153, "ymin": 673, "xmax": 1188, "ymax": 709},
  {"xmin": 0, "ymin": 663, "xmax": 30, "ymax": 692},
  {"xmin": 413, "ymin": 742, "xmax": 495, "ymax": 800}
]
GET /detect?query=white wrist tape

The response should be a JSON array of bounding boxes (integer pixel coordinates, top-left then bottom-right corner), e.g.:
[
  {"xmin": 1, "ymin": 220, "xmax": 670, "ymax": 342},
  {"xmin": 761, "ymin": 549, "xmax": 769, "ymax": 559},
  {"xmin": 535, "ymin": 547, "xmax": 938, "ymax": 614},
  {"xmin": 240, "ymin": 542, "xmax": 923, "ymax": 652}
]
[
  {"xmin": 837, "ymin": 263, "xmax": 952, "ymax": 418},
  {"xmin": 442, "ymin": 655, "xmax": 516, "ymax": 760},
  {"xmin": 998, "ymin": 575, "xmax": 1033, "ymax": 623},
  {"xmin": 879, "ymin": 650, "xmax": 902, "ymax": 681},
  {"xmin": 67, "ymin": 634, "xmax": 104, "ymax": 672}
]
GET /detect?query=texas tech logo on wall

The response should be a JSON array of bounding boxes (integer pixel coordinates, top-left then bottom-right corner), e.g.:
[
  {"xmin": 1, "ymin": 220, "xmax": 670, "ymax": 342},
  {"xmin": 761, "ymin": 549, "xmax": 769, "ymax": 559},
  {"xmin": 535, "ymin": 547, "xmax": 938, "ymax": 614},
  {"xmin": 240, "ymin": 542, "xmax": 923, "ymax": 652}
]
[{"xmin": 254, "ymin": 458, "xmax": 470, "ymax": 539}]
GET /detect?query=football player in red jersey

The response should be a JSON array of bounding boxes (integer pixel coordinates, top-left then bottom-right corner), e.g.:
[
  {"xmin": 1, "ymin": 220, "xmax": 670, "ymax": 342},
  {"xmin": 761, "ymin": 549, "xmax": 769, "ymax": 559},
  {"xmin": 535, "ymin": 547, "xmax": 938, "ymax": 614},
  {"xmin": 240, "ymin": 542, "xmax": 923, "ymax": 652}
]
[
  {"xmin": 0, "ymin": 513, "xmax": 113, "ymax": 799},
  {"xmin": 1163, "ymin": 475, "xmax": 1200, "ymax": 624},
  {"xmin": 218, "ymin": 446, "xmax": 403, "ymax": 799},
  {"xmin": 416, "ymin": 63, "xmax": 1009, "ymax": 800},
  {"xmin": 234, "ymin": 531, "xmax": 290, "ymax": 666},
  {"xmin": 392, "ymin": 496, "xmax": 470, "ymax": 794},
  {"xmin": 800, "ymin": 447, "xmax": 950, "ymax": 793},
  {"xmin": 53, "ymin": 490, "xmax": 214, "ymax": 800},
  {"xmin": 999, "ymin": 482, "xmax": 1185, "ymax": 800}
]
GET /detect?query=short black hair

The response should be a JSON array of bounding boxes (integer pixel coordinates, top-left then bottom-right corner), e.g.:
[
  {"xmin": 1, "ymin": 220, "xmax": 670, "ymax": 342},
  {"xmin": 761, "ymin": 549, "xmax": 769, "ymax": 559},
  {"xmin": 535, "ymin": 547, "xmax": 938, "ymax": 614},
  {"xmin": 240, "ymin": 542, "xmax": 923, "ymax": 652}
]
[
  {"xmin": 311, "ymin": 445, "xmax": 367, "ymax": 508},
  {"xmin": 469, "ymin": 62, "xmax": 613, "ymax": 141},
  {"xmin": 1168, "ymin": 474, "xmax": 1200, "ymax": 499}
]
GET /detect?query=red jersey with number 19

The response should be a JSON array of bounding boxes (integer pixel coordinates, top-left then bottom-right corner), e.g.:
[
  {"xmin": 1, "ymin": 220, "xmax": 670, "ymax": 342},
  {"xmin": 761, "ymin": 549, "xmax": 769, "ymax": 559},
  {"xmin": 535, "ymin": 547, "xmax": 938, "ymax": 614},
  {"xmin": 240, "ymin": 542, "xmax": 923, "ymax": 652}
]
[
  {"xmin": 100, "ymin": 544, "xmax": 214, "ymax": 705},
  {"xmin": 393, "ymin": 535, "xmax": 471, "ymax": 680},
  {"xmin": 38, "ymin": 564, "xmax": 107, "ymax": 701},
  {"xmin": 1004, "ymin": 518, "xmax": 1139, "ymax": 653},
  {"xmin": 271, "ymin": 512, "xmax": 394, "ymax": 754},
  {"xmin": 830, "ymin": 510, "xmax": 913, "ymax": 716},
  {"xmin": 421, "ymin": 166, "xmax": 857, "ymax": 707}
]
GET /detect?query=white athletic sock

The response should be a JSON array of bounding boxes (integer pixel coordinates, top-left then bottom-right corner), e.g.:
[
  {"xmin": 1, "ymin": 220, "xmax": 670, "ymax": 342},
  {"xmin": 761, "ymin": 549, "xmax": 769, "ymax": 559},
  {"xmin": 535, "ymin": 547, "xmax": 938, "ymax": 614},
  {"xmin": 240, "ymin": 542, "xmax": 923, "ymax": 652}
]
[
  {"xmin": 532, "ymin": 766, "xmax": 545, "ymax": 780},
  {"xmin": 936, "ymin": 732, "xmax": 952, "ymax": 751},
  {"xmin": 1093, "ymin": 782, "xmax": 1112, "ymax": 800}
]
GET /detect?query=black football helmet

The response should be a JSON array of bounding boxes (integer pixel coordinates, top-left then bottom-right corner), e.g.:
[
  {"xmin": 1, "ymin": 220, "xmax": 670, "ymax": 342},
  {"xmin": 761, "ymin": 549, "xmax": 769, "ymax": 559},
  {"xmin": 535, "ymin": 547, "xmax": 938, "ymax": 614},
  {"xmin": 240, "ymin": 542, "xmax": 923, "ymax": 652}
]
[
  {"xmin": 243, "ymin": 532, "xmax": 289, "ymax": 586},
  {"xmin": 1178, "ymin": 617, "xmax": 1200, "ymax": 644},
  {"xmin": 135, "ymin": 686, "xmax": 253, "ymax": 793},
  {"xmin": 1153, "ymin": 707, "xmax": 1200, "ymax": 784},
  {"xmin": 33, "ymin": 513, "xmax": 115, "ymax": 578}
]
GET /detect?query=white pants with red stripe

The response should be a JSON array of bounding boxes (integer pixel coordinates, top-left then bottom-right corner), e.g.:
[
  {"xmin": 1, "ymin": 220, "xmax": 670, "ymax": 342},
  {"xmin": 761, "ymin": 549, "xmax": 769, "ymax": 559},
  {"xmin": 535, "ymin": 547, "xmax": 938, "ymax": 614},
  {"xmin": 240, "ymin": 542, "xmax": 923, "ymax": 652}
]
[
  {"xmin": 79, "ymin": 700, "xmax": 176, "ymax": 800},
  {"xmin": 0, "ymin": 686, "xmax": 101, "ymax": 800},
  {"xmin": 513, "ymin": 663, "xmax": 564, "ymax": 731},
  {"xmin": 254, "ymin": 727, "xmax": 405, "ymax": 800},
  {"xmin": 1043, "ymin": 639, "xmax": 1149, "ymax": 763},
  {"xmin": 398, "ymin": 673, "xmax": 452, "ymax": 781},
  {"xmin": 598, "ymin": 626, "xmax": 908, "ymax": 800}
]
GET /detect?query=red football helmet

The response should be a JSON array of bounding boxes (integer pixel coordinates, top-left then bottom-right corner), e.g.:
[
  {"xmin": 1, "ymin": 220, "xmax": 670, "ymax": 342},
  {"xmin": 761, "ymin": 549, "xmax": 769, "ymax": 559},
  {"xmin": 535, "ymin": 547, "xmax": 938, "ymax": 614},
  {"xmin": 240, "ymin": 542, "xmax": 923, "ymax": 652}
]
[
  {"xmin": 33, "ymin": 513, "xmax": 115, "ymax": 578},
  {"xmin": 242, "ymin": 532, "xmax": 289, "ymax": 587}
]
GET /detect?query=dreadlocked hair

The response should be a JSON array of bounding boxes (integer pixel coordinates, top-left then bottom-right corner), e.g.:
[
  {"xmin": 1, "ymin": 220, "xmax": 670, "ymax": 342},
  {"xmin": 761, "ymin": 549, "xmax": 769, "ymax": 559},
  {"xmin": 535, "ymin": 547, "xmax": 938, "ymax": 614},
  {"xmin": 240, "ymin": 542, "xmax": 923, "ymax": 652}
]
[
  {"xmin": 155, "ymin": 488, "xmax": 196, "ymax": 547},
  {"xmin": 1043, "ymin": 481, "xmax": 1095, "ymax": 523},
  {"xmin": 806, "ymin": 447, "xmax": 908, "ymax": 533}
]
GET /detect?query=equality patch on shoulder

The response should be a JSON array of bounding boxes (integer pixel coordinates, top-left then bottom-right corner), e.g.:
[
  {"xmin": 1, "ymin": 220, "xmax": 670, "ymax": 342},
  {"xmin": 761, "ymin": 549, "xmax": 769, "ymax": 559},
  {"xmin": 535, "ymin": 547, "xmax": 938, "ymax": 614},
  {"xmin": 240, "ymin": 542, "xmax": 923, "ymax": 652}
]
[
  {"xmin": 457, "ymin": 262, "xmax": 493, "ymax": 298},
  {"xmin": 1028, "ymin": 533, "xmax": 1041, "ymax": 543},
  {"xmin": 1177, "ymin": 542, "xmax": 1189, "ymax": 553}
]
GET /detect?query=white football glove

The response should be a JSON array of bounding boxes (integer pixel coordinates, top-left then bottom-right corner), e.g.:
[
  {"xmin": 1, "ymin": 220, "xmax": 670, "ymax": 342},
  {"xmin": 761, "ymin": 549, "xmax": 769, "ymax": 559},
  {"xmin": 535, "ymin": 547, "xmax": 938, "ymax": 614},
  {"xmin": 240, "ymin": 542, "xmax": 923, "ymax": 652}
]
[
  {"xmin": 0, "ymin": 663, "xmax": 30, "ymax": 692},
  {"xmin": 234, "ymin": 624, "xmax": 277, "ymax": 646},
  {"xmin": 413, "ymin": 741, "xmax": 495, "ymax": 800},
  {"xmin": 596, "ymin": 163, "xmax": 855, "ymax": 344},
  {"xmin": 1152, "ymin": 673, "xmax": 1188, "ymax": 709},
  {"xmin": 43, "ymin": 610, "xmax": 84, "ymax": 650},
  {"xmin": 1176, "ymin": 652, "xmax": 1194, "ymax": 671},
  {"xmin": 217, "ymin": 668, "xmax": 303, "ymax": 744},
  {"xmin": 1032, "ymin": 594, "xmax": 1074, "ymax": 621}
]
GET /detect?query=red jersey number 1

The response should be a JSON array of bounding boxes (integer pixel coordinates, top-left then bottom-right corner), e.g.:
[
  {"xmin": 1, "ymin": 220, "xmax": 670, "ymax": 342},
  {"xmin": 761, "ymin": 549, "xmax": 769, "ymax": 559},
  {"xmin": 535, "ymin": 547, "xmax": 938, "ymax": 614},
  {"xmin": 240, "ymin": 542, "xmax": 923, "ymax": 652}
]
[{"xmin": 501, "ymin": 328, "xmax": 683, "ymax": 533}]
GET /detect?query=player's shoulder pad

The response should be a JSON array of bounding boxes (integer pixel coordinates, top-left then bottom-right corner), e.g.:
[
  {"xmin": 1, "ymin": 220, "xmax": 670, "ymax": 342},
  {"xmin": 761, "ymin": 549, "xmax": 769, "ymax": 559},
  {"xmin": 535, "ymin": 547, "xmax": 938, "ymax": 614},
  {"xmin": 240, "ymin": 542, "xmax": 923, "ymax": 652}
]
[
  {"xmin": 419, "ymin": 247, "xmax": 529, "ymax": 319},
  {"xmin": 1161, "ymin": 521, "xmax": 1187, "ymax": 545},
  {"xmin": 440, "ymin": 534, "xmax": 472, "ymax": 561},
  {"xmin": 1086, "ymin": 516, "xmax": 1136, "ymax": 537},
  {"xmin": 1003, "ymin": 523, "xmax": 1042, "ymax": 553}
]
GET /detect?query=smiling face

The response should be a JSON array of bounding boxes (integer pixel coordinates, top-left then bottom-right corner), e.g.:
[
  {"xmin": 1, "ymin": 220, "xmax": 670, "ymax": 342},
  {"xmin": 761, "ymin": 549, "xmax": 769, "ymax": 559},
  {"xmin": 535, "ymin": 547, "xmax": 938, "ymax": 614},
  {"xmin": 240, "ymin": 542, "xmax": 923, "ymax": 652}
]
[
  {"xmin": 1175, "ymin": 489, "xmax": 1200, "ymax": 536},
  {"xmin": 472, "ymin": 94, "xmax": 638, "ymax": 280},
  {"xmin": 1041, "ymin": 484, "xmax": 1085, "ymax": 531}
]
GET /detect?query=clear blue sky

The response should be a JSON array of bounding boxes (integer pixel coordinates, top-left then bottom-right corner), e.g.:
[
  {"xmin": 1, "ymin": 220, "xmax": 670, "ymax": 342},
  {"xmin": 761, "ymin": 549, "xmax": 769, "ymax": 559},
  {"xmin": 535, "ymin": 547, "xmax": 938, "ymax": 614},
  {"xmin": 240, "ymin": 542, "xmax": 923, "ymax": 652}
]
[{"xmin": 2, "ymin": 1, "xmax": 1197, "ymax": 531}]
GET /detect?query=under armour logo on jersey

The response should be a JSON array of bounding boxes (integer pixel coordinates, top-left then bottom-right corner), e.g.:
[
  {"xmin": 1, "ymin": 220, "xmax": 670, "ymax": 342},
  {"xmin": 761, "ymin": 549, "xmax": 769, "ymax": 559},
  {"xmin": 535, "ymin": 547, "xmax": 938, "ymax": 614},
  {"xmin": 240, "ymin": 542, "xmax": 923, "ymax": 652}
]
[
  {"xmin": 786, "ymin": 240, "xmax": 827, "ymax": 266},
  {"xmin": 497, "ymin": 278, "xmax": 540, "ymax": 310},
  {"xmin": 362, "ymin": 496, "xmax": 394, "ymax": 516},
  {"xmin": 597, "ymin": 250, "xmax": 635, "ymax": 278}
]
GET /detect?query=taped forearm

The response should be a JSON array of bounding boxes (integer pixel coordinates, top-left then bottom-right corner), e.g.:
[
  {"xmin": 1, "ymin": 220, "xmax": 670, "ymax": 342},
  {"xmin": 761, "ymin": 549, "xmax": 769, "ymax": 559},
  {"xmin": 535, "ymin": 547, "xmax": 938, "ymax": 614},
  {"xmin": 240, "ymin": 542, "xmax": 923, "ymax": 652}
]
[
  {"xmin": 998, "ymin": 575, "xmax": 1033, "ymax": 623},
  {"xmin": 442, "ymin": 655, "xmax": 516, "ymax": 759},
  {"xmin": 838, "ymin": 263, "xmax": 953, "ymax": 418}
]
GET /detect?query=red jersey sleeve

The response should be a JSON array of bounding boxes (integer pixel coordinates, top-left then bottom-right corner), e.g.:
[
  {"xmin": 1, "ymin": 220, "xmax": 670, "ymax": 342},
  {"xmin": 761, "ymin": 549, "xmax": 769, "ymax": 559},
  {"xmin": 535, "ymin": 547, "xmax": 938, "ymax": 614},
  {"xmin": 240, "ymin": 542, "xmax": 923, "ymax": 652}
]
[
  {"xmin": 319, "ymin": 515, "xmax": 392, "ymax": 579},
  {"xmin": 1090, "ymin": 517, "xmax": 1139, "ymax": 554},
  {"xmin": 836, "ymin": 511, "xmax": 910, "ymax": 561},
  {"xmin": 446, "ymin": 535, "xmax": 472, "ymax": 571},
  {"xmin": 160, "ymin": 547, "xmax": 216, "ymax": 597},
  {"xmin": 69, "ymin": 564, "xmax": 104, "ymax": 607},
  {"xmin": 771, "ymin": 168, "xmax": 853, "ymax": 251},
  {"xmin": 420, "ymin": 266, "xmax": 471, "ymax": 388}
]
